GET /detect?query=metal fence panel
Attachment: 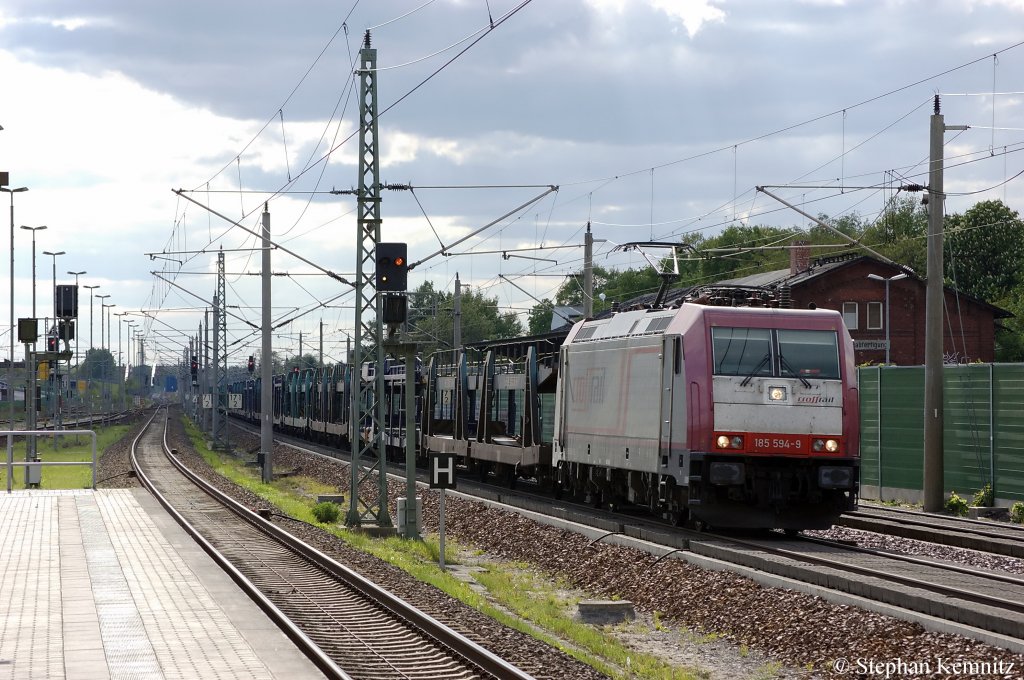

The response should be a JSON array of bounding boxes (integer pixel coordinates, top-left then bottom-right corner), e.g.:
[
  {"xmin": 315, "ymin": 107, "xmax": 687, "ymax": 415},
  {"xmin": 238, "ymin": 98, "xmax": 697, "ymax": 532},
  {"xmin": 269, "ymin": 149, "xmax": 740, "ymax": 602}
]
[
  {"xmin": 876, "ymin": 368, "xmax": 925, "ymax": 491},
  {"xmin": 942, "ymin": 365, "xmax": 993, "ymax": 498},
  {"xmin": 861, "ymin": 364, "xmax": 1024, "ymax": 505},
  {"xmin": 859, "ymin": 367, "xmax": 880, "ymax": 490},
  {"xmin": 993, "ymin": 364, "xmax": 1024, "ymax": 502}
]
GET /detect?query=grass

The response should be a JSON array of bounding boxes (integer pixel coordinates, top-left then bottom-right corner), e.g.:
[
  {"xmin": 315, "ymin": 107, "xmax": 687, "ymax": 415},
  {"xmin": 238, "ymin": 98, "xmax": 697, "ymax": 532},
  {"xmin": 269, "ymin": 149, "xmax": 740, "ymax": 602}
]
[
  {"xmin": 178, "ymin": 416, "xmax": 701, "ymax": 679},
  {"xmin": 0, "ymin": 424, "xmax": 131, "ymax": 488}
]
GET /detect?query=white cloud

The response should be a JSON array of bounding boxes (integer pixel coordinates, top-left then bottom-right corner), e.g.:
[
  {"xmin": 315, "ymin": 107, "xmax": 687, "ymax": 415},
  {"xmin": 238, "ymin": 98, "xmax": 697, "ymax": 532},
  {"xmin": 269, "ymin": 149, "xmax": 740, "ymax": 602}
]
[{"xmin": 585, "ymin": 0, "xmax": 725, "ymax": 37}]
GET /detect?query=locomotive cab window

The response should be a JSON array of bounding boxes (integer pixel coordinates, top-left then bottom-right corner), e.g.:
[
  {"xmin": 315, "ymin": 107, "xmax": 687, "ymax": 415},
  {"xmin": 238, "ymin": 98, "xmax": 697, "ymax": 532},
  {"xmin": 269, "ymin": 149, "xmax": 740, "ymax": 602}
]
[
  {"xmin": 713, "ymin": 327, "xmax": 840, "ymax": 380},
  {"xmin": 776, "ymin": 329, "xmax": 840, "ymax": 380},
  {"xmin": 712, "ymin": 328, "xmax": 772, "ymax": 376}
]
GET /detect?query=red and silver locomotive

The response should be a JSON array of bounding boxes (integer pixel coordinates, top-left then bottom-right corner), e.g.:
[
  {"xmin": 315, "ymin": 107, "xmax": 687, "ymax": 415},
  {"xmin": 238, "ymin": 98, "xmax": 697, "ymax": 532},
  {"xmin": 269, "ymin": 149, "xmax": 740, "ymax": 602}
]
[{"xmin": 553, "ymin": 302, "xmax": 859, "ymax": 530}]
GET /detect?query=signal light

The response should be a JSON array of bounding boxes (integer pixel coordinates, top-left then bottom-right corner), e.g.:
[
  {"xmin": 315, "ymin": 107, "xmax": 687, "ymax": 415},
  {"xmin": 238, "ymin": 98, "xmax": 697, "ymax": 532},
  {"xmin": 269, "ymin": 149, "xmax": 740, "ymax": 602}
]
[
  {"xmin": 376, "ymin": 242, "xmax": 408, "ymax": 292},
  {"xmin": 47, "ymin": 336, "xmax": 57, "ymax": 352},
  {"xmin": 247, "ymin": 355, "xmax": 255, "ymax": 373}
]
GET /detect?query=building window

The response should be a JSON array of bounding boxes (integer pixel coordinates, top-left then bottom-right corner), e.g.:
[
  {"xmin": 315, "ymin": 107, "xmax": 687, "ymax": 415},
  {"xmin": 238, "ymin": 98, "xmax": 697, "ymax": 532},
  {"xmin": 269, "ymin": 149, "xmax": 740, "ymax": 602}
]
[
  {"xmin": 867, "ymin": 301, "xmax": 883, "ymax": 330},
  {"xmin": 842, "ymin": 302, "xmax": 858, "ymax": 330}
]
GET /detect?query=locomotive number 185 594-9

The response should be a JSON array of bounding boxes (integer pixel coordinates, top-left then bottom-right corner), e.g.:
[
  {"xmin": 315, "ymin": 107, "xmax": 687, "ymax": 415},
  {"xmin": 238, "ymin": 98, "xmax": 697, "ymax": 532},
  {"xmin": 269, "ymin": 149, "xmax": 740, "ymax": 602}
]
[{"xmin": 752, "ymin": 436, "xmax": 802, "ymax": 450}]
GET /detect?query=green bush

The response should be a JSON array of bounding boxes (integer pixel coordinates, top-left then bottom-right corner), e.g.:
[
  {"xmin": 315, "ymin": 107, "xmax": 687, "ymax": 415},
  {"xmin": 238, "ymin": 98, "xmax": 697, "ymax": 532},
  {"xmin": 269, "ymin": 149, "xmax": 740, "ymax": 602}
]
[
  {"xmin": 1011, "ymin": 502, "xmax": 1024, "ymax": 524},
  {"xmin": 972, "ymin": 484, "xmax": 994, "ymax": 507},
  {"xmin": 944, "ymin": 491, "xmax": 969, "ymax": 517},
  {"xmin": 311, "ymin": 501, "xmax": 340, "ymax": 524}
]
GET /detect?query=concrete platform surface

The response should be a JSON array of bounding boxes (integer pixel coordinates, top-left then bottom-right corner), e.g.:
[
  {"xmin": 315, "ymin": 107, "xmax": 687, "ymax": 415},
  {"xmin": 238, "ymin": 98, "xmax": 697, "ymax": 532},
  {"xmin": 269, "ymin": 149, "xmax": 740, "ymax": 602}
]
[{"xmin": 0, "ymin": 488, "xmax": 325, "ymax": 679}]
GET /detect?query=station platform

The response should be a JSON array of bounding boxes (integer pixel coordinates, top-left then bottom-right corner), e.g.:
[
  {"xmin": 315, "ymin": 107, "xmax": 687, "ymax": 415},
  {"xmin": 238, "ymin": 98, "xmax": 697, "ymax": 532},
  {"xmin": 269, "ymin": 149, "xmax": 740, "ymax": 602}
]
[{"xmin": 0, "ymin": 488, "xmax": 325, "ymax": 680}]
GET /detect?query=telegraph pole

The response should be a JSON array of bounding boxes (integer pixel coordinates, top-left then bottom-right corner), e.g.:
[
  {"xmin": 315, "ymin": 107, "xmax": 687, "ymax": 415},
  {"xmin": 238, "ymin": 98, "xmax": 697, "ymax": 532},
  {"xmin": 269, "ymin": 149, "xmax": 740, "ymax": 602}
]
[
  {"xmin": 261, "ymin": 205, "xmax": 273, "ymax": 483},
  {"xmin": 213, "ymin": 250, "xmax": 228, "ymax": 448},
  {"xmin": 923, "ymin": 95, "xmax": 967, "ymax": 513},
  {"xmin": 584, "ymin": 222, "xmax": 594, "ymax": 318},
  {"xmin": 453, "ymin": 273, "xmax": 462, "ymax": 349},
  {"xmin": 347, "ymin": 30, "xmax": 392, "ymax": 529}
]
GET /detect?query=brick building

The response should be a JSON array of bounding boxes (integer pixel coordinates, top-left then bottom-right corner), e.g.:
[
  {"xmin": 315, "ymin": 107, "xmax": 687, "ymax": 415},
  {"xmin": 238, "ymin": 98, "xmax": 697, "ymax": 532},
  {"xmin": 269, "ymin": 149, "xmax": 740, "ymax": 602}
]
[{"xmin": 722, "ymin": 251, "xmax": 1011, "ymax": 365}]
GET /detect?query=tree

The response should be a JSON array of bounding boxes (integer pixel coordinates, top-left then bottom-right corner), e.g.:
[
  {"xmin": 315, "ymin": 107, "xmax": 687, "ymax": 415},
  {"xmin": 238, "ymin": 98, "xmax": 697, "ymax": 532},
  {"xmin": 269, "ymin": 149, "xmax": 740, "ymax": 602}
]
[
  {"xmin": 406, "ymin": 281, "xmax": 524, "ymax": 357},
  {"xmin": 945, "ymin": 200, "xmax": 1024, "ymax": 302},
  {"xmin": 692, "ymin": 224, "xmax": 794, "ymax": 283},
  {"xmin": 942, "ymin": 200, "xmax": 1024, "ymax": 362},
  {"xmin": 527, "ymin": 299, "xmax": 555, "ymax": 335},
  {"xmin": 79, "ymin": 348, "xmax": 116, "ymax": 380},
  {"xmin": 862, "ymin": 196, "xmax": 928, "ymax": 274}
]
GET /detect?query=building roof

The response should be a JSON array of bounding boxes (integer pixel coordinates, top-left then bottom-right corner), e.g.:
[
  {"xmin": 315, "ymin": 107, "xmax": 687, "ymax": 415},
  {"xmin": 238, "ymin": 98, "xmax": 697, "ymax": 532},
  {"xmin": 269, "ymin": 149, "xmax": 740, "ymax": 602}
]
[
  {"xmin": 599, "ymin": 253, "xmax": 1011, "ymax": 320},
  {"xmin": 720, "ymin": 253, "xmax": 1012, "ymax": 319}
]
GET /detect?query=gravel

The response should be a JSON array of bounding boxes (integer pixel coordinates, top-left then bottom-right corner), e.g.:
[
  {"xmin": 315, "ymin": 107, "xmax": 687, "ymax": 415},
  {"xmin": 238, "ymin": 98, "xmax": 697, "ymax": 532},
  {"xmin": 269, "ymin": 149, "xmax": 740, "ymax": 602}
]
[
  {"xmin": 805, "ymin": 525, "xmax": 1024, "ymax": 576},
  {"xmin": 100, "ymin": 412, "xmax": 1024, "ymax": 679}
]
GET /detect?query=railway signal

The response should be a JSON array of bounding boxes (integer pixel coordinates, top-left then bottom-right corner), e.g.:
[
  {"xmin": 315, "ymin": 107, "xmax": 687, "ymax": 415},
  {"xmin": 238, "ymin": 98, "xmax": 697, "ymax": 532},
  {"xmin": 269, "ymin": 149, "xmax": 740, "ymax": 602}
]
[
  {"xmin": 247, "ymin": 355, "xmax": 255, "ymax": 373},
  {"xmin": 190, "ymin": 355, "xmax": 198, "ymax": 385},
  {"xmin": 376, "ymin": 242, "xmax": 408, "ymax": 292}
]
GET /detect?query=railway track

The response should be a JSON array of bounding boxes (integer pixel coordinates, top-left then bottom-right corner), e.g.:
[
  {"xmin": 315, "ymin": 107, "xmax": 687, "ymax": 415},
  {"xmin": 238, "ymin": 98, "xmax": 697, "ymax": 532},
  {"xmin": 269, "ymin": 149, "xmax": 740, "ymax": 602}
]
[
  {"xmin": 686, "ymin": 531, "xmax": 1024, "ymax": 640},
  {"xmin": 133, "ymin": 409, "xmax": 534, "ymax": 680},
  {"xmin": 841, "ymin": 505, "xmax": 1024, "ymax": 558},
  {"xmin": 225, "ymin": 418, "xmax": 1024, "ymax": 647}
]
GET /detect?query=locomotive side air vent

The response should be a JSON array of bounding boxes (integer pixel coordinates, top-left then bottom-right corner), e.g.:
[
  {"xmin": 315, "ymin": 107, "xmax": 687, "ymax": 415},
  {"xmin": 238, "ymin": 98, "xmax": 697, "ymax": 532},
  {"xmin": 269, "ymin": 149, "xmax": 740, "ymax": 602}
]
[
  {"xmin": 644, "ymin": 316, "xmax": 672, "ymax": 334},
  {"xmin": 573, "ymin": 326, "xmax": 597, "ymax": 342}
]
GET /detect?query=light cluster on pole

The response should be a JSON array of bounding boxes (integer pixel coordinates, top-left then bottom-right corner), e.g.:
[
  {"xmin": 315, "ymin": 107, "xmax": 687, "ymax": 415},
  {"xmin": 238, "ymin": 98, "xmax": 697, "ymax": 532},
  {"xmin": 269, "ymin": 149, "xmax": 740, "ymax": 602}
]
[{"xmin": 867, "ymin": 272, "xmax": 908, "ymax": 365}]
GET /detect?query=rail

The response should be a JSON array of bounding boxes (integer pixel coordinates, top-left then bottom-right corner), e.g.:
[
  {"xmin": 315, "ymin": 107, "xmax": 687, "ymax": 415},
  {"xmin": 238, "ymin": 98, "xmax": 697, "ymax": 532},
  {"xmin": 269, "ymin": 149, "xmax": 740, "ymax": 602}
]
[{"xmin": 3, "ymin": 429, "xmax": 98, "ymax": 493}]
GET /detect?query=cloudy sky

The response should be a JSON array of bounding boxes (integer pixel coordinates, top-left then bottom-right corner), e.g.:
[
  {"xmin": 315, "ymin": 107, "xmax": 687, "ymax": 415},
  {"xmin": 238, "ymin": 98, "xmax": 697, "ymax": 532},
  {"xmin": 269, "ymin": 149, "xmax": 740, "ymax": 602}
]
[{"xmin": 2, "ymin": 0, "xmax": 1023, "ymax": 368}]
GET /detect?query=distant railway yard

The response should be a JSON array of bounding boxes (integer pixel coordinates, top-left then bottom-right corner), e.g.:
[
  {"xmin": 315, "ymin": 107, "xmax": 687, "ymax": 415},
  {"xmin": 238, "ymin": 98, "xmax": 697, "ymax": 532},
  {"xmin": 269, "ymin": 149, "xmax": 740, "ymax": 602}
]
[{"xmin": 77, "ymin": 407, "xmax": 1021, "ymax": 679}]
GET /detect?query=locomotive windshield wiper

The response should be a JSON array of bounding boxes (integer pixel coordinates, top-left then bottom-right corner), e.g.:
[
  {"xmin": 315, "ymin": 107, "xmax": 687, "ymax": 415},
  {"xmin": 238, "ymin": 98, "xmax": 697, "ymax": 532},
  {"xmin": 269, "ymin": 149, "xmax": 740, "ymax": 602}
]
[
  {"xmin": 739, "ymin": 353, "xmax": 771, "ymax": 386},
  {"xmin": 779, "ymin": 354, "xmax": 812, "ymax": 388}
]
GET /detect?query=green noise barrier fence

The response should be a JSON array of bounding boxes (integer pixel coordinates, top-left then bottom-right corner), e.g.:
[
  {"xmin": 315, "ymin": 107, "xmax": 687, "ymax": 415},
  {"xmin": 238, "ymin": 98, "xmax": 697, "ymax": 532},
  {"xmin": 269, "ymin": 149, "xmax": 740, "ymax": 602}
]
[{"xmin": 859, "ymin": 364, "xmax": 1024, "ymax": 505}]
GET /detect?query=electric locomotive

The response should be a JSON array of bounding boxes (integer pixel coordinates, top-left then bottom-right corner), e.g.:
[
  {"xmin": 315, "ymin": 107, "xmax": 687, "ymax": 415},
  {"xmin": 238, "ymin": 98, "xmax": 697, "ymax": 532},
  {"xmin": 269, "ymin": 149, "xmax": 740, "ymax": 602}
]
[{"xmin": 552, "ymin": 303, "xmax": 859, "ymax": 530}]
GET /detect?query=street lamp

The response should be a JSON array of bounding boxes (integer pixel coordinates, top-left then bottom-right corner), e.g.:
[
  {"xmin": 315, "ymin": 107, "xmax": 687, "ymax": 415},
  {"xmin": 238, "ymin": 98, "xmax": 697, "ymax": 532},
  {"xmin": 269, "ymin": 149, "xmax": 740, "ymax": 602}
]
[
  {"xmin": 67, "ymin": 270, "xmax": 86, "ymax": 371},
  {"xmin": 102, "ymin": 301, "xmax": 115, "ymax": 410},
  {"xmin": 41, "ymin": 251, "xmax": 65, "ymax": 438},
  {"xmin": 124, "ymin": 319, "xmax": 136, "ymax": 408},
  {"xmin": 867, "ymin": 272, "xmax": 908, "ymax": 365},
  {"xmin": 83, "ymin": 285, "xmax": 100, "ymax": 351},
  {"xmin": 2, "ymin": 186, "xmax": 27, "ymax": 478},
  {"xmin": 20, "ymin": 226, "xmax": 47, "ymax": 337},
  {"xmin": 20, "ymin": 225, "xmax": 45, "ymax": 465},
  {"xmin": 42, "ymin": 250, "xmax": 65, "ymax": 329},
  {"xmin": 96, "ymin": 295, "xmax": 111, "ymax": 350},
  {"xmin": 116, "ymin": 313, "xmax": 129, "ymax": 409}
]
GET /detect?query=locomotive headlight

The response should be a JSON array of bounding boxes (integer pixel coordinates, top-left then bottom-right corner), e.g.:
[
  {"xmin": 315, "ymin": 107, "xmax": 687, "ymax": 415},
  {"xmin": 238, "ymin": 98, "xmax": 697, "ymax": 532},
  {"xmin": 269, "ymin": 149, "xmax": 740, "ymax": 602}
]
[
  {"xmin": 715, "ymin": 435, "xmax": 744, "ymax": 450},
  {"xmin": 812, "ymin": 438, "xmax": 840, "ymax": 453},
  {"xmin": 768, "ymin": 386, "xmax": 787, "ymax": 402}
]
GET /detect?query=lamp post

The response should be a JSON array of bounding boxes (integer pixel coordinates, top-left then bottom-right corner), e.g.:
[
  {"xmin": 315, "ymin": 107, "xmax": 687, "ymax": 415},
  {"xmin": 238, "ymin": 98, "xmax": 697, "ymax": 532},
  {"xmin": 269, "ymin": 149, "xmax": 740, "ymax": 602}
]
[
  {"xmin": 42, "ymin": 251, "xmax": 65, "ymax": 440},
  {"xmin": 83, "ymin": 285, "xmax": 100, "ymax": 351},
  {"xmin": 116, "ymin": 313, "xmax": 130, "ymax": 409},
  {"xmin": 125, "ymin": 320, "xmax": 136, "ymax": 407},
  {"xmin": 96, "ymin": 294, "xmax": 111, "ymax": 411},
  {"xmin": 96, "ymin": 295, "xmax": 110, "ymax": 351},
  {"xmin": 102, "ymin": 302, "xmax": 116, "ymax": 411},
  {"xmin": 20, "ymin": 225, "xmax": 46, "ymax": 464},
  {"xmin": 867, "ymin": 272, "xmax": 908, "ymax": 365},
  {"xmin": 42, "ymin": 251, "xmax": 65, "ymax": 322},
  {"xmin": 67, "ymin": 270, "xmax": 86, "ymax": 372},
  {"xmin": 20, "ymin": 226, "xmax": 47, "ymax": 337},
  {"xmin": 1, "ymin": 185, "xmax": 27, "ymax": 471}
]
